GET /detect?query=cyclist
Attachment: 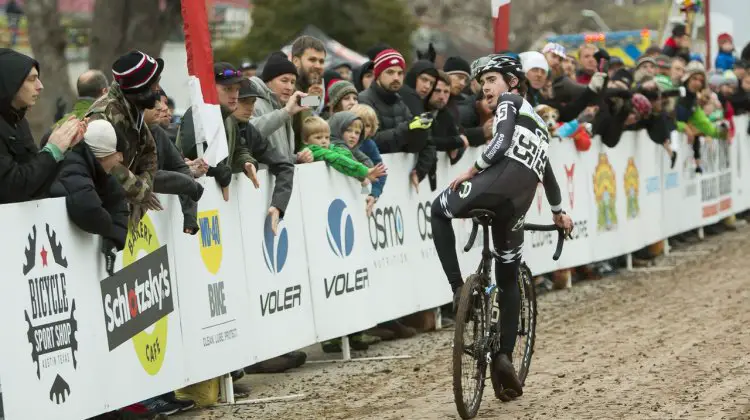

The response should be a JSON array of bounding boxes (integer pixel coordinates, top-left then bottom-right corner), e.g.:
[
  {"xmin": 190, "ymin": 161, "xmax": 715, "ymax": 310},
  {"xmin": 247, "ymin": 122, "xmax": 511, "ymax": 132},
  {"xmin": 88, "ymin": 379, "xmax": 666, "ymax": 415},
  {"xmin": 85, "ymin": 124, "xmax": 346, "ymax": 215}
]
[{"xmin": 431, "ymin": 54, "xmax": 574, "ymax": 400}]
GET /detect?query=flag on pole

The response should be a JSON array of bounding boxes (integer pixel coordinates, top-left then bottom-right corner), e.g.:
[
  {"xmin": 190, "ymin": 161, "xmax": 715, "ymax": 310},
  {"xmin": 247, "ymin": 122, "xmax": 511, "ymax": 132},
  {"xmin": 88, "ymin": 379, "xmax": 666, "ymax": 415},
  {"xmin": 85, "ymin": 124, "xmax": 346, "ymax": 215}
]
[
  {"xmin": 181, "ymin": 0, "xmax": 229, "ymax": 166},
  {"xmin": 492, "ymin": 0, "xmax": 511, "ymax": 53}
]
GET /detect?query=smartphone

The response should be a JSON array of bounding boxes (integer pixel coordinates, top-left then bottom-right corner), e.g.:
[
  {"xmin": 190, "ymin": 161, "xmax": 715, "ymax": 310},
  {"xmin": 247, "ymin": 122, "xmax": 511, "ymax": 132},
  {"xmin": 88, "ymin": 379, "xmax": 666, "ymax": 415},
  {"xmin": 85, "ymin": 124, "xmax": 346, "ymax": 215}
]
[{"xmin": 300, "ymin": 95, "xmax": 321, "ymax": 108}]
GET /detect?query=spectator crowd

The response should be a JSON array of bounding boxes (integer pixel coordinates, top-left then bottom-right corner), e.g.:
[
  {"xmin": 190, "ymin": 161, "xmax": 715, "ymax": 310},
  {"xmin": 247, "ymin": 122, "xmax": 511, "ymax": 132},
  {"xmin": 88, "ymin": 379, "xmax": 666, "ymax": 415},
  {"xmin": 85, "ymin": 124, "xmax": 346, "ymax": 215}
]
[{"xmin": 2, "ymin": 21, "xmax": 750, "ymax": 419}]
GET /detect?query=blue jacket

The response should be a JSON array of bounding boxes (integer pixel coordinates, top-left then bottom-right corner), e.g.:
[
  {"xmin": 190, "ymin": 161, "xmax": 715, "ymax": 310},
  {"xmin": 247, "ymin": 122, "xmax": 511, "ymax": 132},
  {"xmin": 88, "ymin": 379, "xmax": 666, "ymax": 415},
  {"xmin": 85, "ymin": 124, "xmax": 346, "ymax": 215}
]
[
  {"xmin": 358, "ymin": 138, "xmax": 387, "ymax": 198},
  {"xmin": 715, "ymin": 51, "xmax": 736, "ymax": 72}
]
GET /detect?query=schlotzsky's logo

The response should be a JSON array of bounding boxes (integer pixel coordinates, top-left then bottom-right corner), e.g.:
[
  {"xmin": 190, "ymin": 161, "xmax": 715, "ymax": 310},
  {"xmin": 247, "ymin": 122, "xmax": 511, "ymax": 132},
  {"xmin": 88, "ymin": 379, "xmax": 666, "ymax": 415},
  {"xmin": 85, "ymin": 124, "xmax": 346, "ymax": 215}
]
[
  {"xmin": 260, "ymin": 214, "xmax": 300, "ymax": 317},
  {"xmin": 324, "ymin": 199, "xmax": 368, "ymax": 299},
  {"xmin": 593, "ymin": 153, "xmax": 617, "ymax": 231},
  {"xmin": 101, "ymin": 215, "xmax": 173, "ymax": 376},
  {"xmin": 624, "ymin": 157, "xmax": 640, "ymax": 219},
  {"xmin": 23, "ymin": 224, "xmax": 78, "ymax": 404}
]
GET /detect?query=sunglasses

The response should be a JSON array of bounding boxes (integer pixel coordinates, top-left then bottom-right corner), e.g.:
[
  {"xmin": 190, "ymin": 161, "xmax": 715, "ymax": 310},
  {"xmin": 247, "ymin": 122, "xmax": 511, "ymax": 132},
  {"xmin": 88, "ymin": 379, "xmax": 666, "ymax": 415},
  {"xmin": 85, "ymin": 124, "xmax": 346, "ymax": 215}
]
[{"xmin": 217, "ymin": 69, "xmax": 242, "ymax": 78}]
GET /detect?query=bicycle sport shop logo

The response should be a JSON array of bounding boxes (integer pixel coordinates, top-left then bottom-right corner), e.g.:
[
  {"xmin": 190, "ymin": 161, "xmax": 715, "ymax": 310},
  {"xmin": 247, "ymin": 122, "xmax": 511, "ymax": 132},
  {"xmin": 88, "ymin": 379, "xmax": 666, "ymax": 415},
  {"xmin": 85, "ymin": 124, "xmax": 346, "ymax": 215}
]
[
  {"xmin": 22, "ymin": 224, "xmax": 78, "ymax": 404},
  {"xmin": 327, "ymin": 198, "xmax": 354, "ymax": 258},
  {"xmin": 260, "ymin": 214, "xmax": 300, "ymax": 317},
  {"xmin": 263, "ymin": 213, "xmax": 288, "ymax": 274},
  {"xmin": 368, "ymin": 204, "xmax": 405, "ymax": 250},
  {"xmin": 198, "ymin": 210, "xmax": 229, "ymax": 320},
  {"xmin": 101, "ymin": 215, "xmax": 173, "ymax": 376},
  {"xmin": 624, "ymin": 157, "xmax": 640, "ymax": 220},
  {"xmin": 564, "ymin": 163, "xmax": 575, "ymax": 209},
  {"xmin": 593, "ymin": 153, "xmax": 617, "ymax": 231},
  {"xmin": 198, "ymin": 210, "xmax": 222, "ymax": 275},
  {"xmin": 324, "ymin": 199, "xmax": 368, "ymax": 299}
]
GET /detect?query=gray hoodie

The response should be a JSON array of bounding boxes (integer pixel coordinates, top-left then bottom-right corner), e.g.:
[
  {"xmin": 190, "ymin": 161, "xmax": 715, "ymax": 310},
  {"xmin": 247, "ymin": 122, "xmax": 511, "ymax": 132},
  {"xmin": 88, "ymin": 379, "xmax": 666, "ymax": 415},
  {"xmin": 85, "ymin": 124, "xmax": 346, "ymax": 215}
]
[
  {"xmin": 248, "ymin": 76, "xmax": 297, "ymax": 160},
  {"xmin": 328, "ymin": 112, "xmax": 373, "ymax": 167}
]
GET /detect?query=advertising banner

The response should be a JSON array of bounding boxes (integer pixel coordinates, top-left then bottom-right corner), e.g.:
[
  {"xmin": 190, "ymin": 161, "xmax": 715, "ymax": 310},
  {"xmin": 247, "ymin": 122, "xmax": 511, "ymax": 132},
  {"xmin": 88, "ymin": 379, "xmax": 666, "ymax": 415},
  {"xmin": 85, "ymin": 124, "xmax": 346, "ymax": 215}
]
[
  {"xmin": 171, "ymin": 179, "xmax": 252, "ymax": 383},
  {"xmin": 237, "ymin": 170, "xmax": 318, "ymax": 363}
]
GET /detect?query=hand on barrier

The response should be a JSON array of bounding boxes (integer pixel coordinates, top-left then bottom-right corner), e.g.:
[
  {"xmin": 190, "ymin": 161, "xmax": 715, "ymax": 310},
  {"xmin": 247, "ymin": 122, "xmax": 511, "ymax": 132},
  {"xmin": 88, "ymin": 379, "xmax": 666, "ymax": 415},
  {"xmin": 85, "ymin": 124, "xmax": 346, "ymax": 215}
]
[
  {"xmin": 207, "ymin": 165, "xmax": 232, "ymax": 188},
  {"xmin": 367, "ymin": 163, "xmax": 387, "ymax": 182},
  {"xmin": 186, "ymin": 158, "xmax": 209, "ymax": 178},
  {"xmin": 101, "ymin": 238, "xmax": 117, "ymax": 276},
  {"xmin": 410, "ymin": 170, "xmax": 420, "ymax": 193},
  {"xmin": 365, "ymin": 195, "xmax": 377, "ymax": 217},
  {"xmin": 244, "ymin": 162, "xmax": 260, "ymax": 189},
  {"xmin": 144, "ymin": 193, "xmax": 163, "ymax": 211},
  {"xmin": 296, "ymin": 149, "xmax": 314, "ymax": 164},
  {"xmin": 267, "ymin": 206, "xmax": 281, "ymax": 235}
]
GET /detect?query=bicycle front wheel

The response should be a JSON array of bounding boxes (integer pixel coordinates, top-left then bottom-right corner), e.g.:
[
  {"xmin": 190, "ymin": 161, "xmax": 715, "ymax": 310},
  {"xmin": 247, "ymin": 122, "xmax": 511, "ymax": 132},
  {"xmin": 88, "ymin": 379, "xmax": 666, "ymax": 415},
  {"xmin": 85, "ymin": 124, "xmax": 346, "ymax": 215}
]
[
  {"xmin": 453, "ymin": 274, "xmax": 489, "ymax": 419},
  {"xmin": 513, "ymin": 263, "xmax": 537, "ymax": 385}
]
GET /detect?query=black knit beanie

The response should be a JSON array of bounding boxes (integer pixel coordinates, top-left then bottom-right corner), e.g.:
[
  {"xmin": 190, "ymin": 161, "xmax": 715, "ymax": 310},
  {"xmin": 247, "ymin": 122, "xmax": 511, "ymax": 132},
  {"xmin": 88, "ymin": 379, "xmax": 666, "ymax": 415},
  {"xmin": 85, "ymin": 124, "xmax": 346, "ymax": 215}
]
[
  {"xmin": 261, "ymin": 51, "xmax": 298, "ymax": 83},
  {"xmin": 443, "ymin": 56, "xmax": 471, "ymax": 77}
]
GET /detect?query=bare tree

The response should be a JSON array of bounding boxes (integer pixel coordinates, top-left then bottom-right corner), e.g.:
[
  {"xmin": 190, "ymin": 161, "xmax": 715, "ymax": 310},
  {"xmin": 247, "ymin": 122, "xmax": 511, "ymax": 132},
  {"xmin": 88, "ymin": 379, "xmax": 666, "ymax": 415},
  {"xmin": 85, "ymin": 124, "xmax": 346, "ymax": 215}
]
[
  {"xmin": 88, "ymin": 0, "xmax": 182, "ymax": 74},
  {"xmin": 24, "ymin": 0, "xmax": 75, "ymax": 142}
]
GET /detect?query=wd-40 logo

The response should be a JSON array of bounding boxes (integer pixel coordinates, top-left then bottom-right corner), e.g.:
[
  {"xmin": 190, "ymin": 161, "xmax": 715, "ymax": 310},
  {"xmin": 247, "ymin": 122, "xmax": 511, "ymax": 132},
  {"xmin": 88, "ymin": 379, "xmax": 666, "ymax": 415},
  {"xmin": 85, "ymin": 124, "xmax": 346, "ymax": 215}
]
[
  {"xmin": 327, "ymin": 199, "xmax": 354, "ymax": 258},
  {"xmin": 102, "ymin": 215, "xmax": 172, "ymax": 376},
  {"xmin": 198, "ymin": 210, "xmax": 222, "ymax": 275},
  {"xmin": 263, "ymin": 214, "xmax": 288, "ymax": 274},
  {"xmin": 593, "ymin": 153, "xmax": 617, "ymax": 231},
  {"xmin": 624, "ymin": 157, "xmax": 640, "ymax": 219},
  {"xmin": 368, "ymin": 205, "xmax": 405, "ymax": 250},
  {"xmin": 23, "ymin": 224, "xmax": 78, "ymax": 404}
]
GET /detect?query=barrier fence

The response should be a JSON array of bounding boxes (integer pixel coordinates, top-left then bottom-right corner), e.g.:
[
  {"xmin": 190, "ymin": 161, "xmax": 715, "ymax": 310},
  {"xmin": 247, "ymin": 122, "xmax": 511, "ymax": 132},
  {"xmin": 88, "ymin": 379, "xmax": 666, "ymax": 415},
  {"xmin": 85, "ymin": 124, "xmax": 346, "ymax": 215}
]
[{"xmin": 1, "ymin": 116, "xmax": 748, "ymax": 419}]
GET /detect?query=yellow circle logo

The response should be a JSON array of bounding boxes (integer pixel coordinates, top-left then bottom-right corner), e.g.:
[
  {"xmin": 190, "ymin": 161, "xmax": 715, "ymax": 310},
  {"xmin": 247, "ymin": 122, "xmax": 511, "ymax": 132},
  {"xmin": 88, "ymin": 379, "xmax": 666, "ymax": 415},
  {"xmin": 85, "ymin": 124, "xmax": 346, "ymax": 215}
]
[
  {"xmin": 122, "ymin": 215, "xmax": 169, "ymax": 376},
  {"xmin": 197, "ymin": 210, "xmax": 222, "ymax": 275}
]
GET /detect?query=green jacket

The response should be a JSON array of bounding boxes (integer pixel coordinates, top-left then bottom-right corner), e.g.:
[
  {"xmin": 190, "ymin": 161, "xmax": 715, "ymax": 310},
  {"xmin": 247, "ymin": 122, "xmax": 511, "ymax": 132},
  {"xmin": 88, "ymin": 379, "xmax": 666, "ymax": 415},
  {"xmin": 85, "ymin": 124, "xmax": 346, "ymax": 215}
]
[
  {"xmin": 85, "ymin": 83, "xmax": 157, "ymax": 205},
  {"xmin": 176, "ymin": 106, "xmax": 257, "ymax": 174},
  {"xmin": 302, "ymin": 143, "xmax": 369, "ymax": 179},
  {"xmin": 676, "ymin": 107, "xmax": 728, "ymax": 139}
]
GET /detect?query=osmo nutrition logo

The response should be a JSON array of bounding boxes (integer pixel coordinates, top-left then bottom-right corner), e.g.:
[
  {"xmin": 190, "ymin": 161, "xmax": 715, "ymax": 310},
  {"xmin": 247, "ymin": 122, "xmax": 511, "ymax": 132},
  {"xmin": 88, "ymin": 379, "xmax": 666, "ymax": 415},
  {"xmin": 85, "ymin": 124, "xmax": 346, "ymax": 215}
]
[
  {"xmin": 327, "ymin": 198, "xmax": 354, "ymax": 258},
  {"xmin": 100, "ymin": 215, "xmax": 173, "ymax": 376},
  {"xmin": 22, "ymin": 224, "xmax": 78, "ymax": 404},
  {"xmin": 260, "ymin": 214, "xmax": 300, "ymax": 317},
  {"xmin": 263, "ymin": 213, "xmax": 288, "ymax": 274},
  {"xmin": 324, "ymin": 199, "xmax": 368, "ymax": 298}
]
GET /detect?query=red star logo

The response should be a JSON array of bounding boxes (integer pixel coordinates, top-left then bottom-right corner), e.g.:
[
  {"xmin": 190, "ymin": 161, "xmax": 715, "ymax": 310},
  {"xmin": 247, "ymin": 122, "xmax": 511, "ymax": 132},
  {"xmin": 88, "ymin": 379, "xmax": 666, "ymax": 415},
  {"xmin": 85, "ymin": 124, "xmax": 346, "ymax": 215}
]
[{"xmin": 40, "ymin": 246, "xmax": 48, "ymax": 267}]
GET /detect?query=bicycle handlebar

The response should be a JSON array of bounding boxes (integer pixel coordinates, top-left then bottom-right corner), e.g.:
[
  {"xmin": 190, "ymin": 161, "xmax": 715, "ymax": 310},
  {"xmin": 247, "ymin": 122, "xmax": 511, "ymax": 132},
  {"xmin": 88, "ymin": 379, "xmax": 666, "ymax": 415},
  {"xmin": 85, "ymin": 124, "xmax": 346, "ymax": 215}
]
[
  {"xmin": 462, "ymin": 220, "xmax": 566, "ymax": 261},
  {"xmin": 523, "ymin": 224, "xmax": 566, "ymax": 261}
]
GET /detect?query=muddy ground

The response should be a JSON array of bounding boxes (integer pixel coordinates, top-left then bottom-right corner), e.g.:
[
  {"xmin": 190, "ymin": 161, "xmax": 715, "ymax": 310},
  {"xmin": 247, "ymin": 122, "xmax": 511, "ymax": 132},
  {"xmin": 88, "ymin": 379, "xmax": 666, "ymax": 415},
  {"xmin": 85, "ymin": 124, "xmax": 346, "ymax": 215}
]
[{"xmin": 179, "ymin": 227, "xmax": 750, "ymax": 420}]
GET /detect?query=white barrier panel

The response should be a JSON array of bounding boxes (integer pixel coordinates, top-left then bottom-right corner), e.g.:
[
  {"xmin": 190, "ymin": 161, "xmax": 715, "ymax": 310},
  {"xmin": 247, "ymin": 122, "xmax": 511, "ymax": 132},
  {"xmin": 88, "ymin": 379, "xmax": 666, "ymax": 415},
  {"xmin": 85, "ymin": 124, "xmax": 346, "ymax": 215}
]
[
  {"xmin": 237, "ymin": 171, "xmax": 317, "ymax": 363},
  {"xmin": 296, "ymin": 163, "xmax": 378, "ymax": 342},
  {"xmin": 0, "ymin": 116, "xmax": 748, "ymax": 420},
  {"xmin": 171, "ymin": 179, "xmax": 252, "ymax": 384}
]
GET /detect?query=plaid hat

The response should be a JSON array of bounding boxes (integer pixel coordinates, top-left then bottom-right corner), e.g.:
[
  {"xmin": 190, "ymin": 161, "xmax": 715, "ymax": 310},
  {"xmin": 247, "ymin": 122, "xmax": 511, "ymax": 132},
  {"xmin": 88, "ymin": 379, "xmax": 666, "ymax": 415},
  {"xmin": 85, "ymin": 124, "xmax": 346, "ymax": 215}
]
[
  {"xmin": 261, "ymin": 51, "xmax": 298, "ymax": 83},
  {"xmin": 238, "ymin": 78, "xmax": 262, "ymax": 99},
  {"xmin": 542, "ymin": 42, "xmax": 566, "ymax": 59},
  {"xmin": 636, "ymin": 56, "xmax": 657, "ymax": 69},
  {"xmin": 373, "ymin": 49, "xmax": 406, "ymax": 80},
  {"xmin": 214, "ymin": 62, "xmax": 245, "ymax": 85},
  {"xmin": 328, "ymin": 80, "xmax": 358, "ymax": 110},
  {"xmin": 112, "ymin": 50, "xmax": 164, "ymax": 94},
  {"xmin": 443, "ymin": 56, "xmax": 471, "ymax": 78},
  {"xmin": 682, "ymin": 61, "xmax": 707, "ymax": 84}
]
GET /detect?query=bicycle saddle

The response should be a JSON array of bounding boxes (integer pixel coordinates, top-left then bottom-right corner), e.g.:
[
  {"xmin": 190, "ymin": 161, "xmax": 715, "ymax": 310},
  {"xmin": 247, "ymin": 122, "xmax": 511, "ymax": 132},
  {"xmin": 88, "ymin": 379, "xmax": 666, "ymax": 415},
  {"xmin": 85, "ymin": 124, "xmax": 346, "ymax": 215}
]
[{"xmin": 467, "ymin": 209, "xmax": 496, "ymax": 221}]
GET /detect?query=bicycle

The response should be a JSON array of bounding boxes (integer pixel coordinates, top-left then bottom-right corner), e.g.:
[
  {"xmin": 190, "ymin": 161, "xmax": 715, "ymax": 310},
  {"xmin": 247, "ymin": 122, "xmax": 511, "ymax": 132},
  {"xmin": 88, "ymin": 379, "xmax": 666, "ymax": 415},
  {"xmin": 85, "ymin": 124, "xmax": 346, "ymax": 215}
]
[{"xmin": 452, "ymin": 209, "xmax": 566, "ymax": 419}]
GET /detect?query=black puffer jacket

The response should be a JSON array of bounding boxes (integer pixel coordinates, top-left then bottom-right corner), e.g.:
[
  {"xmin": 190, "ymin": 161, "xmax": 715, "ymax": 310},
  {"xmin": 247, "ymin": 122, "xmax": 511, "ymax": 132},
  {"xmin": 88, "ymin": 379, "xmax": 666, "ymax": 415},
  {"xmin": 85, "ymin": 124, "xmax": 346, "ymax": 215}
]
[
  {"xmin": 429, "ymin": 107, "xmax": 463, "ymax": 152},
  {"xmin": 49, "ymin": 143, "xmax": 129, "ymax": 249},
  {"xmin": 0, "ymin": 49, "xmax": 60, "ymax": 204},
  {"xmin": 359, "ymin": 82, "xmax": 427, "ymax": 153}
]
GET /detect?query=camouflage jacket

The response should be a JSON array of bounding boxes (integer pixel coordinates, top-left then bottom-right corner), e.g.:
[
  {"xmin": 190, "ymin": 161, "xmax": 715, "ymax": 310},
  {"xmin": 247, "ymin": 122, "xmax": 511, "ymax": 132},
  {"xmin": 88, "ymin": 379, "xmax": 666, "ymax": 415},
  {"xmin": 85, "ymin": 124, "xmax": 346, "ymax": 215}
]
[{"xmin": 85, "ymin": 83, "xmax": 157, "ymax": 205}]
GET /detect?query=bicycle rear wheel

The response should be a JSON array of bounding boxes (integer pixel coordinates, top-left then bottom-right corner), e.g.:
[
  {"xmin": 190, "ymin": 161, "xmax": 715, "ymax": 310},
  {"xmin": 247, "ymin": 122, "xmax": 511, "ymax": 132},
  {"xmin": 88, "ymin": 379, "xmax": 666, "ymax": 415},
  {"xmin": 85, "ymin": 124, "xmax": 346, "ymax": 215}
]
[
  {"xmin": 453, "ymin": 274, "xmax": 489, "ymax": 419},
  {"xmin": 513, "ymin": 263, "xmax": 537, "ymax": 385}
]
